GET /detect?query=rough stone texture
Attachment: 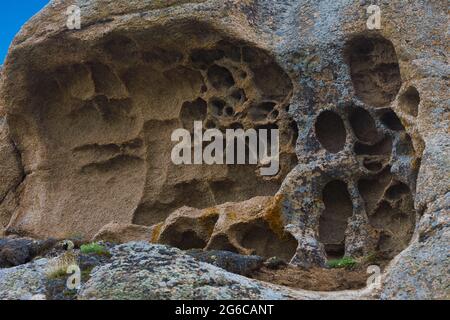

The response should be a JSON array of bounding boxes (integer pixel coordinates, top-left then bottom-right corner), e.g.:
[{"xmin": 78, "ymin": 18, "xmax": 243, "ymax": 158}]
[
  {"xmin": 0, "ymin": 0, "xmax": 298, "ymax": 240},
  {"xmin": 0, "ymin": 258, "xmax": 49, "ymax": 300},
  {"xmin": 0, "ymin": 120, "xmax": 23, "ymax": 235},
  {"xmin": 0, "ymin": 68, "xmax": 3, "ymax": 118},
  {"xmin": 0, "ymin": 237, "xmax": 57, "ymax": 268},
  {"xmin": 380, "ymin": 194, "xmax": 450, "ymax": 300},
  {"xmin": 186, "ymin": 249, "xmax": 264, "ymax": 276},
  {"xmin": 0, "ymin": 0, "xmax": 448, "ymax": 299},
  {"xmin": 92, "ymin": 222, "xmax": 155, "ymax": 243},
  {"xmin": 154, "ymin": 196, "xmax": 298, "ymax": 261},
  {"xmin": 0, "ymin": 242, "xmax": 376, "ymax": 300},
  {"xmin": 77, "ymin": 242, "xmax": 374, "ymax": 300}
]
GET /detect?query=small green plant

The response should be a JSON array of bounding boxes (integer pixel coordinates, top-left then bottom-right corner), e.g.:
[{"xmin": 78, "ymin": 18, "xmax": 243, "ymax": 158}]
[
  {"xmin": 326, "ymin": 256, "xmax": 358, "ymax": 269},
  {"xmin": 80, "ymin": 243, "xmax": 110, "ymax": 256}
]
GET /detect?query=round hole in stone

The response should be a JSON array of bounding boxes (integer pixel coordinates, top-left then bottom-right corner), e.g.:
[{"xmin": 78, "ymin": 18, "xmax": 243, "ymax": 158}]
[
  {"xmin": 209, "ymin": 98, "xmax": 226, "ymax": 116},
  {"xmin": 180, "ymin": 98, "xmax": 208, "ymax": 131},
  {"xmin": 231, "ymin": 220, "xmax": 298, "ymax": 262},
  {"xmin": 231, "ymin": 88, "xmax": 246, "ymax": 103},
  {"xmin": 349, "ymin": 107, "xmax": 379, "ymax": 143},
  {"xmin": 368, "ymin": 200, "xmax": 415, "ymax": 258},
  {"xmin": 207, "ymin": 65, "xmax": 235, "ymax": 90},
  {"xmin": 399, "ymin": 86, "xmax": 420, "ymax": 117},
  {"xmin": 224, "ymin": 106, "xmax": 234, "ymax": 117},
  {"xmin": 386, "ymin": 182, "xmax": 410, "ymax": 200},
  {"xmin": 346, "ymin": 35, "xmax": 401, "ymax": 108},
  {"xmin": 363, "ymin": 159, "xmax": 383, "ymax": 172},
  {"xmin": 319, "ymin": 180, "xmax": 353, "ymax": 259},
  {"xmin": 269, "ymin": 110, "xmax": 279, "ymax": 120},
  {"xmin": 315, "ymin": 110, "xmax": 346, "ymax": 153},
  {"xmin": 206, "ymin": 234, "xmax": 239, "ymax": 254},
  {"xmin": 248, "ymin": 102, "xmax": 276, "ymax": 121},
  {"xmin": 381, "ymin": 110, "xmax": 405, "ymax": 131},
  {"xmin": 172, "ymin": 231, "xmax": 207, "ymax": 250}
]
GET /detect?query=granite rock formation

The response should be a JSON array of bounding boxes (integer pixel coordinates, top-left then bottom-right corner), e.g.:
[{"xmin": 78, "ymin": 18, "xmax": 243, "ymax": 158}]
[{"xmin": 0, "ymin": 0, "xmax": 448, "ymax": 299}]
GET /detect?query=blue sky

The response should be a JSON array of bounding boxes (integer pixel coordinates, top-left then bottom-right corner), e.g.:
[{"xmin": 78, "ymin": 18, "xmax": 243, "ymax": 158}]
[{"xmin": 0, "ymin": 1, "xmax": 49, "ymax": 64}]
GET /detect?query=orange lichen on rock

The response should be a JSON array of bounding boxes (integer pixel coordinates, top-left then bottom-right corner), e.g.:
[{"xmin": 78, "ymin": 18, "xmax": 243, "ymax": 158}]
[
  {"xmin": 263, "ymin": 194, "xmax": 286, "ymax": 239},
  {"xmin": 150, "ymin": 223, "xmax": 164, "ymax": 244},
  {"xmin": 153, "ymin": 196, "xmax": 297, "ymax": 261}
]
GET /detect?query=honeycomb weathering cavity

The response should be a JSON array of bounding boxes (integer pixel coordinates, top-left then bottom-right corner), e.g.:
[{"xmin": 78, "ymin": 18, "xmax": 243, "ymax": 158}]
[
  {"xmin": 314, "ymin": 110, "xmax": 346, "ymax": 153},
  {"xmin": 398, "ymin": 86, "xmax": 420, "ymax": 117},
  {"xmin": 358, "ymin": 170, "xmax": 416, "ymax": 257},
  {"xmin": 380, "ymin": 110, "xmax": 405, "ymax": 131},
  {"xmin": 281, "ymin": 34, "xmax": 420, "ymax": 266},
  {"xmin": 312, "ymin": 101, "xmax": 417, "ymax": 260},
  {"xmin": 1, "ymin": 9, "xmax": 423, "ymax": 273},
  {"xmin": 4, "ymin": 24, "xmax": 297, "ymax": 238},
  {"xmin": 347, "ymin": 35, "xmax": 402, "ymax": 108},
  {"xmin": 131, "ymin": 39, "xmax": 297, "ymax": 226},
  {"xmin": 0, "ymin": 0, "xmax": 446, "ymax": 299},
  {"xmin": 350, "ymin": 107, "xmax": 379, "ymax": 144},
  {"xmin": 155, "ymin": 196, "xmax": 298, "ymax": 262},
  {"xmin": 318, "ymin": 180, "xmax": 353, "ymax": 258}
]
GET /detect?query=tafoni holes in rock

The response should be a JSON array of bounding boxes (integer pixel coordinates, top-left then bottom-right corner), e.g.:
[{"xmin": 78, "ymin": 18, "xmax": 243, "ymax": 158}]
[
  {"xmin": 3, "ymin": 24, "xmax": 299, "ymax": 249},
  {"xmin": 1, "ymin": 15, "xmax": 421, "ymax": 283}
]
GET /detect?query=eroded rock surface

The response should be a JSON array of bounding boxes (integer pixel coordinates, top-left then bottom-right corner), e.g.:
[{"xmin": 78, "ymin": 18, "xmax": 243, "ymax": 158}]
[
  {"xmin": 186, "ymin": 249, "xmax": 264, "ymax": 276},
  {"xmin": 0, "ymin": 237, "xmax": 57, "ymax": 268},
  {"xmin": 0, "ymin": 242, "xmax": 376, "ymax": 300},
  {"xmin": 0, "ymin": 121, "xmax": 23, "ymax": 235},
  {"xmin": 0, "ymin": 258, "xmax": 49, "ymax": 300},
  {"xmin": 380, "ymin": 195, "xmax": 450, "ymax": 300},
  {"xmin": 1, "ymin": 1, "xmax": 298, "ymax": 240},
  {"xmin": 92, "ymin": 222, "xmax": 155, "ymax": 243},
  {"xmin": 0, "ymin": 0, "xmax": 448, "ymax": 299},
  {"xmin": 154, "ymin": 196, "xmax": 298, "ymax": 262},
  {"xmin": 77, "ymin": 242, "xmax": 374, "ymax": 300}
]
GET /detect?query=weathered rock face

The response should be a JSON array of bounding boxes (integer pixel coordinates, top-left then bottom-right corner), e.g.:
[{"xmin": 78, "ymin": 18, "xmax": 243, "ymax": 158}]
[
  {"xmin": 186, "ymin": 249, "xmax": 264, "ymax": 276},
  {"xmin": 0, "ymin": 120, "xmax": 23, "ymax": 235},
  {"xmin": 154, "ymin": 196, "xmax": 298, "ymax": 261},
  {"xmin": 380, "ymin": 195, "xmax": 450, "ymax": 300},
  {"xmin": 0, "ymin": 237, "xmax": 57, "ymax": 268},
  {"xmin": 0, "ymin": 258, "xmax": 49, "ymax": 300},
  {"xmin": 0, "ymin": 0, "xmax": 448, "ymax": 299},
  {"xmin": 76, "ymin": 242, "xmax": 374, "ymax": 300},
  {"xmin": 92, "ymin": 222, "xmax": 155, "ymax": 243},
  {"xmin": 1, "ymin": 0, "xmax": 298, "ymax": 240},
  {"xmin": 0, "ymin": 242, "xmax": 375, "ymax": 300}
]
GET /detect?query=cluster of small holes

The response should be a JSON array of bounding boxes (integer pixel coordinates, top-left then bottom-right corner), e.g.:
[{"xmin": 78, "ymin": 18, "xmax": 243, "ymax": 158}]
[
  {"xmin": 176, "ymin": 42, "xmax": 297, "ymax": 161},
  {"xmin": 313, "ymin": 35, "xmax": 418, "ymax": 260}
]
